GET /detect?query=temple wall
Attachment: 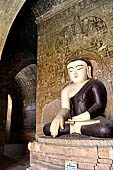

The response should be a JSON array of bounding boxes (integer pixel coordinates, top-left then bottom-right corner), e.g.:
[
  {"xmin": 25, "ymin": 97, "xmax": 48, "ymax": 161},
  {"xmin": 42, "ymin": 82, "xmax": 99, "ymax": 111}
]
[{"xmin": 36, "ymin": 0, "xmax": 113, "ymax": 134}]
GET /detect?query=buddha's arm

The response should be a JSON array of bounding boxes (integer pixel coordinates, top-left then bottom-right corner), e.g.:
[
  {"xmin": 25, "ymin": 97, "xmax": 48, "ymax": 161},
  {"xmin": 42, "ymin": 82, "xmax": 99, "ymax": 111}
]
[
  {"xmin": 50, "ymin": 87, "xmax": 70, "ymax": 137},
  {"xmin": 87, "ymin": 83, "xmax": 107, "ymax": 118},
  {"xmin": 71, "ymin": 111, "xmax": 90, "ymax": 121},
  {"xmin": 72, "ymin": 82, "xmax": 106, "ymax": 121}
]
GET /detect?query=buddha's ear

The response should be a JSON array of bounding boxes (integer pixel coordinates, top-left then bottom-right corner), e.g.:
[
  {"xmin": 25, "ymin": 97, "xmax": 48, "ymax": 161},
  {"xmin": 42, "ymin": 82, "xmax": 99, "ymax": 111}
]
[{"xmin": 87, "ymin": 66, "xmax": 92, "ymax": 79}]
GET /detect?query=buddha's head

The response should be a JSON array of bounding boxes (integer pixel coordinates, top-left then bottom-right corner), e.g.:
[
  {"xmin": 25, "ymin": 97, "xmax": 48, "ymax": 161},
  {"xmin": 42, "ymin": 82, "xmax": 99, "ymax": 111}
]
[{"xmin": 67, "ymin": 58, "xmax": 92, "ymax": 84}]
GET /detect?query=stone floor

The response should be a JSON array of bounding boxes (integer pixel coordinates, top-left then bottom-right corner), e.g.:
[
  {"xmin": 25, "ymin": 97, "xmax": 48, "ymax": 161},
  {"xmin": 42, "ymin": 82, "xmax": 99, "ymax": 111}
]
[{"xmin": 0, "ymin": 144, "xmax": 30, "ymax": 170}]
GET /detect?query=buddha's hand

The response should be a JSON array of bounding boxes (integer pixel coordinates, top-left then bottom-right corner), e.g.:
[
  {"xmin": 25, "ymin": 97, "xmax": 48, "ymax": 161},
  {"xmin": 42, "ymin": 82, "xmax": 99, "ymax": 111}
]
[
  {"xmin": 50, "ymin": 114, "xmax": 64, "ymax": 138},
  {"xmin": 50, "ymin": 108, "xmax": 69, "ymax": 138}
]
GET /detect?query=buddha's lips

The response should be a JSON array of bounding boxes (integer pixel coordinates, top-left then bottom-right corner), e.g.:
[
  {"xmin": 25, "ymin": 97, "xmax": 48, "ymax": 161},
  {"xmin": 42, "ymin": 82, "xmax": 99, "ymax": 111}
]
[{"xmin": 74, "ymin": 76, "xmax": 78, "ymax": 78}]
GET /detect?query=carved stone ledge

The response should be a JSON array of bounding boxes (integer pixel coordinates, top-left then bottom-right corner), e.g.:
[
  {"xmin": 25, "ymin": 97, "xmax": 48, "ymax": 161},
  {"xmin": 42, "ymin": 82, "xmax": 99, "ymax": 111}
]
[
  {"xmin": 35, "ymin": 0, "xmax": 111, "ymax": 23},
  {"xmin": 37, "ymin": 135, "xmax": 113, "ymax": 147}
]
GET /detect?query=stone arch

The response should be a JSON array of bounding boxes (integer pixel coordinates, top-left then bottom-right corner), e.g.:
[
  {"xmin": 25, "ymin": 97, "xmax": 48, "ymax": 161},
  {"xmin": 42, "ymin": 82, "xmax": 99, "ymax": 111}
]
[
  {"xmin": 8, "ymin": 63, "xmax": 37, "ymax": 143},
  {"xmin": 0, "ymin": 0, "xmax": 27, "ymax": 59},
  {"xmin": 0, "ymin": 0, "xmax": 37, "ymax": 146},
  {"xmin": 0, "ymin": 0, "xmax": 69, "ymax": 60},
  {"xmin": 8, "ymin": 51, "xmax": 36, "ymax": 81},
  {"xmin": 6, "ymin": 51, "xmax": 37, "ymax": 143}
]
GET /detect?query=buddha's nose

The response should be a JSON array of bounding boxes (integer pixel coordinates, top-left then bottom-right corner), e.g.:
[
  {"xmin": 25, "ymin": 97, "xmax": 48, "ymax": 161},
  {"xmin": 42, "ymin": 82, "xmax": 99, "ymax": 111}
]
[{"xmin": 74, "ymin": 69, "xmax": 77, "ymax": 74}]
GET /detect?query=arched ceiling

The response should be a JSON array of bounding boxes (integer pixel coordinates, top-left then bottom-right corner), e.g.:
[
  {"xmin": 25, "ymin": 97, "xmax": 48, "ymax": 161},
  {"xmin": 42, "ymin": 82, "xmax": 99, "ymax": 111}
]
[
  {"xmin": 14, "ymin": 64, "xmax": 36, "ymax": 102},
  {"xmin": 0, "ymin": 0, "xmax": 71, "ymax": 60},
  {"xmin": 0, "ymin": 0, "xmax": 26, "ymax": 59},
  {"xmin": 13, "ymin": 64, "xmax": 37, "ymax": 132}
]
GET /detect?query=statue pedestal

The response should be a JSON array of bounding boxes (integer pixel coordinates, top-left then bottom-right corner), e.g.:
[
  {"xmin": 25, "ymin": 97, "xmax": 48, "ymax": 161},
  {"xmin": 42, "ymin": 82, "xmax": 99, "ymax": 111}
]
[{"xmin": 27, "ymin": 135, "xmax": 113, "ymax": 170}]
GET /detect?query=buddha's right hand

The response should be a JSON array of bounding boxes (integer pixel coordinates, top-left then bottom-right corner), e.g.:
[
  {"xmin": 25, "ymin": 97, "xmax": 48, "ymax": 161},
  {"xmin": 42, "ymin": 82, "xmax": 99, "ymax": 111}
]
[
  {"xmin": 50, "ymin": 114, "xmax": 64, "ymax": 138},
  {"xmin": 50, "ymin": 108, "xmax": 69, "ymax": 137}
]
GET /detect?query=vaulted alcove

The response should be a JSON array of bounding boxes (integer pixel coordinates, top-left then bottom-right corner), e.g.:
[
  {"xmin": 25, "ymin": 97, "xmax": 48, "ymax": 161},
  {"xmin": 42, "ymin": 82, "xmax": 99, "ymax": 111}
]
[{"xmin": 0, "ymin": 1, "xmax": 37, "ymax": 168}]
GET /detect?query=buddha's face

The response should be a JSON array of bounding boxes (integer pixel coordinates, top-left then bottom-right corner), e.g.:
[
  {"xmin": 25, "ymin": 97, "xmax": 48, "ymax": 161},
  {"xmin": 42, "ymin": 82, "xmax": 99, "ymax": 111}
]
[{"xmin": 67, "ymin": 60, "xmax": 91, "ymax": 83}]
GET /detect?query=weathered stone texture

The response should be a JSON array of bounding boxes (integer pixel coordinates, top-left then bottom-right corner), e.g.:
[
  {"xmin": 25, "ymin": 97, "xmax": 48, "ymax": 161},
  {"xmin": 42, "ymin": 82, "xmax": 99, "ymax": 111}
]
[
  {"xmin": 98, "ymin": 158, "xmax": 112, "ymax": 164},
  {"xmin": 32, "ymin": 0, "xmax": 69, "ymax": 18},
  {"xmin": 98, "ymin": 147, "xmax": 113, "ymax": 159},
  {"xmin": 28, "ymin": 137, "xmax": 113, "ymax": 170},
  {"xmin": 78, "ymin": 163, "xmax": 95, "ymax": 169},
  {"xmin": 35, "ymin": 144, "xmax": 97, "ymax": 158},
  {"xmin": 37, "ymin": 136, "xmax": 113, "ymax": 147},
  {"xmin": 95, "ymin": 164, "xmax": 111, "ymax": 170}
]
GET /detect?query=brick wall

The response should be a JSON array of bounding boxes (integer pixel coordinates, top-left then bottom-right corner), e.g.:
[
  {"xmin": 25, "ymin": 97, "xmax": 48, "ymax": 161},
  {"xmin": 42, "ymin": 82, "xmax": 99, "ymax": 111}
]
[{"xmin": 28, "ymin": 137, "xmax": 113, "ymax": 170}]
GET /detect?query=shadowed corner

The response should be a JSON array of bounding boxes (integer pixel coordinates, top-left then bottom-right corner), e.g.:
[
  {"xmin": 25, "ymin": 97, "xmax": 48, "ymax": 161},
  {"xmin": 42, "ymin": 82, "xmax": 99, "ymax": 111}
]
[{"xmin": 0, "ymin": 144, "xmax": 30, "ymax": 170}]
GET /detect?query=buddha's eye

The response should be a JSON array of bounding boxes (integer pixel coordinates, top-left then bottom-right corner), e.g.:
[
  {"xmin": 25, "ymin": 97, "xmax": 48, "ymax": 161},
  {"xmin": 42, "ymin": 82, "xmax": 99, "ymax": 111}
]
[
  {"xmin": 68, "ymin": 69, "xmax": 73, "ymax": 72},
  {"xmin": 77, "ymin": 67, "xmax": 84, "ymax": 70}
]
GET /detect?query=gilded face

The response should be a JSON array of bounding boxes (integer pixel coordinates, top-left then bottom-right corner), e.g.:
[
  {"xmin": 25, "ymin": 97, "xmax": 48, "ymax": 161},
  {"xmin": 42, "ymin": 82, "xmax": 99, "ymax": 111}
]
[{"xmin": 67, "ymin": 60, "xmax": 91, "ymax": 83}]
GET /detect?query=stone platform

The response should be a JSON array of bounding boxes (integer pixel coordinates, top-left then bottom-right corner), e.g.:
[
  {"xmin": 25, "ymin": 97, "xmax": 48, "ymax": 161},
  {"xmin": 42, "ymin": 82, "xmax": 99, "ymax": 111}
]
[{"xmin": 27, "ymin": 135, "xmax": 113, "ymax": 170}]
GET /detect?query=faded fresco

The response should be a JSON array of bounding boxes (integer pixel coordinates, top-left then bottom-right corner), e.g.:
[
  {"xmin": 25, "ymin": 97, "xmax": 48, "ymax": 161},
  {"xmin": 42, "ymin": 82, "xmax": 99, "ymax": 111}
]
[{"xmin": 36, "ymin": 0, "xmax": 113, "ymax": 133}]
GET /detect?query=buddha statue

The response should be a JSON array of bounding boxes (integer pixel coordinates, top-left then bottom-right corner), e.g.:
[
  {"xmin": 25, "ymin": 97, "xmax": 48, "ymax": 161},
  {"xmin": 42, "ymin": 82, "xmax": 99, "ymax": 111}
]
[{"xmin": 43, "ymin": 58, "xmax": 113, "ymax": 138}]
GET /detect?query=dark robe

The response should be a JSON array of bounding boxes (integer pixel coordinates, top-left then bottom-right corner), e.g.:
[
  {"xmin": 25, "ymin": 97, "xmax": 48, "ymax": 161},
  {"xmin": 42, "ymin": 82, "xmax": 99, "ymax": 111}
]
[
  {"xmin": 70, "ymin": 79, "xmax": 106, "ymax": 119},
  {"xmin": 43, "ymin": 79, "xmax": 113, "ymax": 138}
]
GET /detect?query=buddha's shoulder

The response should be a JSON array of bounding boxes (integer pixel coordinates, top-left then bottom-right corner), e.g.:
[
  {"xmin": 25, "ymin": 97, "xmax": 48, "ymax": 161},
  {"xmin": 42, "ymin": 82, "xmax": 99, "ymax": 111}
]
[
  {"xmin": 61, "ymin": 83, "xmax": 74, "ymax": 93},
  {"xmin": 90, "ymin": 79, "xmax": 106, "ymax": 88}
]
